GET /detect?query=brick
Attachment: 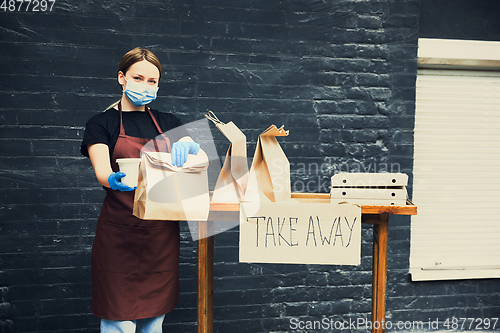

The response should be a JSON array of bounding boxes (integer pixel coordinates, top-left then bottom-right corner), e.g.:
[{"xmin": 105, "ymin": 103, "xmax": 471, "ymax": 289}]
[
  {"xmin": 314, "ymin": 100, "xmax": 355, "ymax": 115},
  {"xmin": 391, "ymin": 60, "xmax": 419, "ymax": 74},
  {"xmin": 288, "ymin": 11, "xmax": 358, "ymax": 29},
  {"xmin": 352, "ymin": 129, "xmax": 378, "ymax": 143},
  {"xmin": 390, "ymin": 116, "xmax": 416, "ymax": 130},
  {"xmin": 392, "ymin": 87, "xmax": 417, "ymax": 102},
  {"xmin": 213, "ymin": 276, "xmax": 272, "ymax": 292},
  {"xmin": 14, "ymin": 313, "xmax": 97, "ymax": 333},
  {"xmin": 354, "ymin": 44, "xmax": 389, "ymax": 59},
  {"xmin": 367, "ymin": 87, "xmax": 392, "ymax": 101},
  {"xmin": 284, "ymin": 302, "xmax": 308, "ymax": 316},
  {"xmin": 387, "ymin": 45, "xmax": 419, "ymax": 62},
  {"xmin": 357, "ymin": 73, "xmax": 387, "ymax": 87},
  {"xmin": 355, "ymin": 100, "xmax": 379, "ymax": 115},
  {"xmin": 318, "ymin": 128, "xmax": 341, "ymax": 142},
  {"xmin": 215, "ymin": 304, "xmax": 262, "ymax": 320},
  {"xmin": 358, "ymin": 14, "xmax": 383, "ymax": 29},
  {"xmin": 388, "ymin": 1, "xmax": 421, "ymax": 16},
  {"xmin": 213, "ymin": 318, "xmax": 263, "ymax": 332},
  {"xmin": 391, "ymin": 130, "xmax": 414, "ymax": 145},
  {"xmin": 262, "ymin": 303, "xmax": 283, "ymax": 317},
  {"xmin": 229, "ymin": 23, "xmax": 286, "ymax": 40},
  {"xmin": 289, "ymin": 0, "xmax": 331, "ymax": 13}
]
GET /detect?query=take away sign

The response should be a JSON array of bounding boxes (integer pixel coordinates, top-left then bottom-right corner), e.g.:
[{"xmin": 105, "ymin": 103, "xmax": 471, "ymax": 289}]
[{"xmin": 239, "ymin": 201, "xmax": 362, "ymax": 265}]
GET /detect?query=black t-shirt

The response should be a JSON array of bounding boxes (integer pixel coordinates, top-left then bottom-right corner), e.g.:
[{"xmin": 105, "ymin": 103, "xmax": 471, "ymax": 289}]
[{"xmin": 81, "ymin": 107, "xmax": 188, "ymax": 157}]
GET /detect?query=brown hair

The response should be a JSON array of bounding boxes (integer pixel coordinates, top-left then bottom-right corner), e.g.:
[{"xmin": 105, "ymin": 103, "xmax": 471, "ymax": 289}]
[{"xmin": 118, "ymin": 47, "xmax": 162, "ymax": 80}]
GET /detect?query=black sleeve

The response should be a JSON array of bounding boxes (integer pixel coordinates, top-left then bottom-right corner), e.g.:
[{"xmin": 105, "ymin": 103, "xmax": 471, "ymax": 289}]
[{"xmin": 80, "ymin": 113, "xmax": 112, "ymax": 158}]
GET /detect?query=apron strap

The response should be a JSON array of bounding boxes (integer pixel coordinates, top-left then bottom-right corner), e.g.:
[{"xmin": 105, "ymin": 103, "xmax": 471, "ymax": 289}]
[
  {"xmin": 146, "ymin": 106, "xmax": 163, "ymax": 134},
  {"xmin": 147, "ymin": 107, "xmax": 172, "ymax": 153},
  {"xmin": 153, "ymin": 135, "xmax": 171, "ymax": 153},
  {"xmin": 118, "ymin": 101, "xmax": 126, "ymax": 135}
]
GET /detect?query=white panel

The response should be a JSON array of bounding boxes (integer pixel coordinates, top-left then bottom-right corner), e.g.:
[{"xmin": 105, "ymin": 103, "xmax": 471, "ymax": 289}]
[
  {"xmin": 418, "ymin": 39, "xmax": 500, "ymax": 61},
  {"xmin": 410, "ymin": 69, "xmax": 500, "ymax": 281}
]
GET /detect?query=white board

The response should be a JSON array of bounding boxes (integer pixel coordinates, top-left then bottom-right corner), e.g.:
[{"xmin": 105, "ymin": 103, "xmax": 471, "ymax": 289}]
[{"xmin": 239, "ymin": 201, "xmax": 362, "ymax": 265}]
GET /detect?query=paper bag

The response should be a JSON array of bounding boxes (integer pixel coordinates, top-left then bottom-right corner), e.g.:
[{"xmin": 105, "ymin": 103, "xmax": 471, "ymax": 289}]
[
  {"xmin": 244, "ymin": 125, "xmax": 291, "ymax": 203},
  {"xmin": 133, "ymin": 150, "xmax": 210, "ymax": 221},
  {"xmin": 205, "ymin": 111, "xmax": 249, "ymax": 202}
]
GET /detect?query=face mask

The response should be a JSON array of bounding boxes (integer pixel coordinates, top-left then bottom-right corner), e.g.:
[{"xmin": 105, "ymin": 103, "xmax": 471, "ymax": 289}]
[{"xmin": 122, "ymin": 77, "xmax": 159, "ymax": 106}]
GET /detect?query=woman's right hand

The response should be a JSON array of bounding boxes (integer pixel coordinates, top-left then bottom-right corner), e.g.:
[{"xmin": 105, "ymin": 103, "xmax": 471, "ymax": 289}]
[
  {"xmin": 88, "ymin": 143, "xmax": 121, "ymax": 189},
  {"xmin": 108, "ymin": 172, "xmax": 137, "ymax": 191}
]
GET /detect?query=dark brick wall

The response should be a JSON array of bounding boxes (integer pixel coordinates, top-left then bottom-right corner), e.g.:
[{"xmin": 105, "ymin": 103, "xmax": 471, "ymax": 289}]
[
  {"xmin": 1, "ymin": 0, "xmax": 499, "ymax": 332},
  {"xmin": 420, "ymin": 0, "xmax": 500, "ymax": 42}
]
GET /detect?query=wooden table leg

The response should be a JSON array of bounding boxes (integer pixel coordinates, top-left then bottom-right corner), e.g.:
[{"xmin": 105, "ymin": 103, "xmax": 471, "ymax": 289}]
[
  {"xmin": 197, "ymin": 221, "xmax": 214, "ymax": 333},
  {"xmin": 372, "ymin": 214, "xmax": 389, "ymax": 333}
]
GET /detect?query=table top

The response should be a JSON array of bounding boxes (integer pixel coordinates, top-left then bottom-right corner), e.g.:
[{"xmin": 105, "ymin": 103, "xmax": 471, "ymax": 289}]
[{"xmin": 209, "ymin": 192, "xmax": 417, "ymax": 215}]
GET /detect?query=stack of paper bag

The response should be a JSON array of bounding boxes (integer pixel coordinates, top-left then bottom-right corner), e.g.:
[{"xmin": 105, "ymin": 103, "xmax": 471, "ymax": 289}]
[
  {"xmin": 133, "ymin": 150, "xmax": 210, "ymax": 221},
  {"xmin": 205, "ymin": 111, "xmax": 249, "ymax": 202},
  {"xmin": 330, "ymin": 172, "xmax": 408, "ymax": 206}
]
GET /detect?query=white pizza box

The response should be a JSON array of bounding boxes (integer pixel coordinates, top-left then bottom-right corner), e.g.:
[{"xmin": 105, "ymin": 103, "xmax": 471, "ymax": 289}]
[
  {"xmin": 330, "ymin": 186, "xmax": 408, "ymax": 200},
  {"xmin": 331, "ymin": 172, "xmax": 408, "ymax": 187},
  {"xmin": 330, "ymin": 198, "xmax": 408, "ymax": 206}
]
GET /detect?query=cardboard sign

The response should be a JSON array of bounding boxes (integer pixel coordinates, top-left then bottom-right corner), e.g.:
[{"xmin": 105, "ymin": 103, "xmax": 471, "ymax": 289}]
[{"xmin": 239, "ymin": 201, "xmax": 362, "ymax": 265}]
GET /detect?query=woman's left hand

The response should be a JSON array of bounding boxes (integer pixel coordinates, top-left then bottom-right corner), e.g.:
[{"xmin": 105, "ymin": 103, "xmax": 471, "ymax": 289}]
[{"xmin": 171, "ymin": 141, "xmax": 200, "ymax": 167}]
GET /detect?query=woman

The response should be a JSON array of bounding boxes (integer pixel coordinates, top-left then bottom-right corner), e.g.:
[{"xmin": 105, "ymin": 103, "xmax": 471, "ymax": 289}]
[{"xmin": 81, "ymin": 47, "xmax": 199, "ymax": 332}]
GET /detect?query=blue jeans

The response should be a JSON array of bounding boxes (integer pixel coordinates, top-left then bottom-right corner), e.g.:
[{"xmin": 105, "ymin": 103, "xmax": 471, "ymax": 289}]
[{"xmin": 100, "ymin": 315, "xmax": 165, "ymax": 333}]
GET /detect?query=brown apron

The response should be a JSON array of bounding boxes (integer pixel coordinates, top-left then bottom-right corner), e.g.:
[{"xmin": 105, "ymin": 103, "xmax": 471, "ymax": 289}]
[{"xmin": 91, "ymin": 102, "xmax": 180, "ymax": 321}]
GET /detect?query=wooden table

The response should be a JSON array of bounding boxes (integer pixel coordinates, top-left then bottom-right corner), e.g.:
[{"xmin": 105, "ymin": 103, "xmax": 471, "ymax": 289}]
[{"xmin": 197, "ymin": 193, "xmax": 417, "ymax": 333}]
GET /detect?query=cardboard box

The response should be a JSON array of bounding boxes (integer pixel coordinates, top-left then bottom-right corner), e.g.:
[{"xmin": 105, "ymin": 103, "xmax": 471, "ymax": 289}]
[
  {"xmin": 330, "ymin": 172, "xmax": 409, "ymax": 206},
  {"xmin": 330, "ymin": 186, "xmax": 407, "ymax": 200},
  {"xmin": 331, "ymin": 172, "xmax": 408, "ymax": 187}
]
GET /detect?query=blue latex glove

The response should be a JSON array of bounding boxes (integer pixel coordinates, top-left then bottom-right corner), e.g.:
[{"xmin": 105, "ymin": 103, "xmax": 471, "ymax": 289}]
[
  {"xmin": 108, "ymin": 172, "xmax": 136, "ymax": 191},
  {"xmin": 171, "ymin": 141, "xmax": 200, "ymax": 167}
]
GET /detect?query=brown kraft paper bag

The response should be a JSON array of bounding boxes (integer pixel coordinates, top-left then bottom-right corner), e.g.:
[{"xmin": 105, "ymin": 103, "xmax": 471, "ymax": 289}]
[
  {"xmin": 133, "ymin": 150, "xmax": 210, "ymax": 221},
  {"xmin": 205, "ymin": 111, "xmax": 249, "ymax": 202},
  {"xmin": 243, "ymin": 125, "xmax": 291, "ymax": 204}
]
